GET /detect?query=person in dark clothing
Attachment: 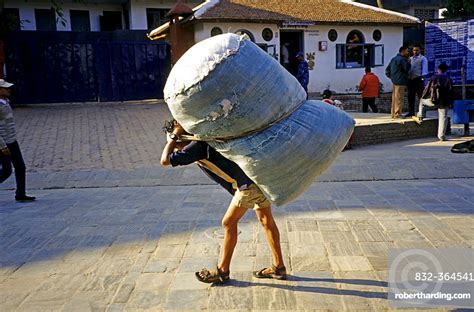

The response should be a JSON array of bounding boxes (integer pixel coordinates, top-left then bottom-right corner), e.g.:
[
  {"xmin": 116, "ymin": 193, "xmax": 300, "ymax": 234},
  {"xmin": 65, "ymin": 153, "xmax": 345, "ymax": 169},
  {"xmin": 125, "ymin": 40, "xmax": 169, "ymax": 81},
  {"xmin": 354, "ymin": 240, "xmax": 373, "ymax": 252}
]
[
  {"xmin": 161, "ymin": 121, "xmax": 286, "ymax": 283},
  {"xmin": 412, "ymin": 63, "xmax": 454, "ymax": 141},
  {"xmin": 406, "ymin": 45, "xmax": 428, "ymax": 117},
  {"xmin": 0, "ymin": 79, "xmax": 35, "ymax": 202},
  {"xmin": 386, "ymin": 46, "xmax": 411, "ymax": 118},
  {"xmin": 295, "ymin": 52, "xmax": 309, "ymax": 95}
]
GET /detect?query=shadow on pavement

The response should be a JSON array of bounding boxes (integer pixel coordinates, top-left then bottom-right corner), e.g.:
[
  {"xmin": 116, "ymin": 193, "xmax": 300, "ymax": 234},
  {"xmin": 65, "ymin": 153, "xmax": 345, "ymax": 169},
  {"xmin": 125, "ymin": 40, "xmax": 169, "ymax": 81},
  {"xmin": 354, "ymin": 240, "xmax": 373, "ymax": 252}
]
[{"xmin": 217, "ymin": 278, "xmax": 388, "ymax": 299}]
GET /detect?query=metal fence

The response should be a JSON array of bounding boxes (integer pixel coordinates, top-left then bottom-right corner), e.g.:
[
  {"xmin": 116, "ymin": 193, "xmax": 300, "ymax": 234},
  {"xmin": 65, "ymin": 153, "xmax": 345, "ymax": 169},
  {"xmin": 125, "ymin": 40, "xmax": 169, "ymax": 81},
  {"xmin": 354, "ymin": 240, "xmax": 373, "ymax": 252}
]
[{"xmin": 2, "ymin": 31, "xmax": 170, "ymax": 104}]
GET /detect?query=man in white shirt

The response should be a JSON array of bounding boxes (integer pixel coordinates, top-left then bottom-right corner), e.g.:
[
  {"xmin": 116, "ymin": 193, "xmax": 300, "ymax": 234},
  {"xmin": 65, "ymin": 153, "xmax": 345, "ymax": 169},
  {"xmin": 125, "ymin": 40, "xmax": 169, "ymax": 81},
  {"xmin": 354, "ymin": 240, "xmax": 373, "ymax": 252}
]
[
  {"xmin": 407, "ymin": 45, "xmax": 428, "ymax": 117},
  {"xmin": 280, "ymin": 43, "xmax": 290, "ymax": 71},
  {"xmin": 0, "ymin": 79, "xmax": 35, "ymax": 202}
]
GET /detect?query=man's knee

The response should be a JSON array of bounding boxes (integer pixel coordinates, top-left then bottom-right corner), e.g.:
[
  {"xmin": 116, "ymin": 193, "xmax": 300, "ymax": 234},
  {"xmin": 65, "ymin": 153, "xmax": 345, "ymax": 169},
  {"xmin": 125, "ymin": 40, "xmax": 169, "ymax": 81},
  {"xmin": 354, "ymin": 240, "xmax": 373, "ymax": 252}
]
[{"xmin": 221, "ymin": 216, "xmax": 238, "ymax": 229}]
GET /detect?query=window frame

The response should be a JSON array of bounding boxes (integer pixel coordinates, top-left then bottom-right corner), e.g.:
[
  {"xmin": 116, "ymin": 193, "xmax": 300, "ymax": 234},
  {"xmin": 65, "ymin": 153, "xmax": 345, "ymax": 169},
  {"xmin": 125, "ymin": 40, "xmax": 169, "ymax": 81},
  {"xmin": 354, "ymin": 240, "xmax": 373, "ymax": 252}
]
[
  {"xmin": 336, "ymin": 43, "xmax": 384, "ymax": 69},
  {"xmin": 35, "ymin": 8, "xmax": 57, "ymax": 31}
]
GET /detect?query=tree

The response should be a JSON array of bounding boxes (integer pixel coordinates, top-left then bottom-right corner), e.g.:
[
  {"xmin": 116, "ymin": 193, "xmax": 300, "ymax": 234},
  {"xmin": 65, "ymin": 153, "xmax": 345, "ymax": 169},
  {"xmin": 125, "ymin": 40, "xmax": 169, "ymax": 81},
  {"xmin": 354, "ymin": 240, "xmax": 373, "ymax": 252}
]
[{"xmin": 442, "ymin": 0, "xmax": 474, "ymax": 18}]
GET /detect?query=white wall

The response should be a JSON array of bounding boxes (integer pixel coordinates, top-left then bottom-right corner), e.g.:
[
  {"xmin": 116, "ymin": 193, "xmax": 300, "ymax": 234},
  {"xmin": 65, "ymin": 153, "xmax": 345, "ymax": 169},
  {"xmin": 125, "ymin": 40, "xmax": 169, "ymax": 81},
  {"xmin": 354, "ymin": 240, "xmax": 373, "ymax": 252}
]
[
  {"xmin": 129, "ymin": 0, "xmax": 201, "ymax": 30},
  {"xmin": 195, "ymin": 22, "xmax": 280, "ymax": 64},
  {"xmin": 5, "ymin": 0, "xmax": 204, "ymax": 31},
  {"xmin": 194, "ymin": 22, "xmax": 403, "ymax": 93},
  {"xmin": 304, "ymin": 25, "xmax": 403, "ymax": 93}
]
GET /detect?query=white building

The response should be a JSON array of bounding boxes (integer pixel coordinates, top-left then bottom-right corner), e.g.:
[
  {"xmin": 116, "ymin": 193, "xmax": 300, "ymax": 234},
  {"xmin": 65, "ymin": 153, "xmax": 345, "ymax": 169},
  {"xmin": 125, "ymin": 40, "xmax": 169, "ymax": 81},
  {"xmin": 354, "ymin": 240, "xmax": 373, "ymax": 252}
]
[
  {"xmin": 149, "ymin": 0, "xmax": 420, "ymax": 93},
  {"xmin": 3, "ymin": 0, "xmax": 202, "ymax": 32}
]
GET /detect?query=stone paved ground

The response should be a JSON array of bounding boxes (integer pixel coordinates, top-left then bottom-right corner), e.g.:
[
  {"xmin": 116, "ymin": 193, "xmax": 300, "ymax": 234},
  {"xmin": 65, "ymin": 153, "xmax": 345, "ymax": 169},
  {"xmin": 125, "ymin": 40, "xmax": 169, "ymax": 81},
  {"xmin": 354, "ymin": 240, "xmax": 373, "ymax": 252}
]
[{"xmin": 1, "ymin": 103, "xmax": 473, "ymax": 311}]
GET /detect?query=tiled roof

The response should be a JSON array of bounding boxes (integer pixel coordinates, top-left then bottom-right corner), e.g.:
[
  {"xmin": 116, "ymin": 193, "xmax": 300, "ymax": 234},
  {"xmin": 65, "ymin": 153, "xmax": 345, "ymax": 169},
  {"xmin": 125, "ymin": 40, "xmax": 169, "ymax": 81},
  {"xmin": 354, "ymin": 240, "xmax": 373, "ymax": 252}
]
[{"xmin": 194, "ymin": 0, "xmax": 419, "ymax": 25}]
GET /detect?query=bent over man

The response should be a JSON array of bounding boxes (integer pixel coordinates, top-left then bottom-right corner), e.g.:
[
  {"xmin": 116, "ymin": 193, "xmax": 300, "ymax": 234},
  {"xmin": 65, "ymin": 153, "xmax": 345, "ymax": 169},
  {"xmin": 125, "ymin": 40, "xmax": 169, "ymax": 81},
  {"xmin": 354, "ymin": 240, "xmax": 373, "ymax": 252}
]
[{"xmin": 161, "ymin": 122, "xmax": 286, "ymax": 283}]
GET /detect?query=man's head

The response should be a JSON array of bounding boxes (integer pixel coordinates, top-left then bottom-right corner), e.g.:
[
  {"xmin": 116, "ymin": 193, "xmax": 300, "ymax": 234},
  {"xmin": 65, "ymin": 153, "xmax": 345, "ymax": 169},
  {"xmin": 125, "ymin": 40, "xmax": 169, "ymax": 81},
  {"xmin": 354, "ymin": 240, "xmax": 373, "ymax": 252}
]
[
  {"xmin": 399, "ymin": 46, "xmax": 409, "ymax": 57},
  {"xmin": 163, "ymin": 119, "xmax": 191, "ymax": 150},
  {"xmin": 322, "ymin": 89, "xmax": 333, "ymax": 99},
  {"xmin": 365, "ymin": 66, "xmax": 372, "ymax": 73},
  {"xmin": 296, "ymin": 52, "xmax": 304, "ymax": 61},
  {"xmin": 0, "ymin": 79, "xmax": 13, "ymax": 98},
  {"xmin": 438, "ymin": 63, "xmax": 448, "ymax": 74},
  {"xmin": 412, "ymin": 45, "xmax": 422, "ymax": 56}
]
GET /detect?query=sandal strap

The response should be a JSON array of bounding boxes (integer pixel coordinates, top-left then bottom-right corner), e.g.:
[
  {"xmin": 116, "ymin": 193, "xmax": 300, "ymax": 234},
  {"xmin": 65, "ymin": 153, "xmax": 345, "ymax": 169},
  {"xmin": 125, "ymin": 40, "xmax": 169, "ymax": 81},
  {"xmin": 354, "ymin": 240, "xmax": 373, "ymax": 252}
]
[{"xmin": 271, "ymin": 265, "xmax": 286, "ymax": 275}]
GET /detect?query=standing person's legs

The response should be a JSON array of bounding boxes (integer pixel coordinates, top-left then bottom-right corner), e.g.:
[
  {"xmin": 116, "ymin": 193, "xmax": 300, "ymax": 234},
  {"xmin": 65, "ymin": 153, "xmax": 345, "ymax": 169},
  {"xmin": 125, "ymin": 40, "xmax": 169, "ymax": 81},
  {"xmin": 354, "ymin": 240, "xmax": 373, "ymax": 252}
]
[
  {"xmin": 416, "ymin": 78, "xmax": 424, "ymax": 103},
  {"xmin": 362, "ymin": 98, "xmax": 369, "ymax": 113},
  {"xmin": 195, "ymin": 201, "xmax": 247, "ymax": 283},
  {"xmin": 6, "ymin": 141, "xmax": 26, "ymax": 197},
  {"xmin": 392, "ymin": 85, "xmax": 405, "ymax": 118},
  {"xmin": 391, "ymin": 86, "xmax": 396, "ymax": 118},
  {"xmin": 438, "ymin": 108, "xmax": 448, "ymax": 141},
  {"xmin": 254, "ymin": 206, "xmax": 285, "ymax": 270},
  {"xmin": 407, "ymin": 79, "xmax": 416, "ymax": 116},
  {"xmin": 367, "ymin": 97, "xmax": 378, "ymax": 113},
  {"xmin": 416, "ymin": 99, "xmax": 426, "ymax": 118},
  {"xmin": 218, "ymin": 203, "xmax": 249, "ymax": 273}
]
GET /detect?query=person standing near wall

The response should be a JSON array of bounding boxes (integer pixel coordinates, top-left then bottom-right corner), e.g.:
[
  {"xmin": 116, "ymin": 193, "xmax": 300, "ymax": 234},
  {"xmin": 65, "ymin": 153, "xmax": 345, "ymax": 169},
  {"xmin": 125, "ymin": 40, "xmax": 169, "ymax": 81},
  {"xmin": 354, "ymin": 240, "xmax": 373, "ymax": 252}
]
[
  {"xmin": 385, "ymin": 46, "xmax": 411, "ymax": 119},
  {"xmin": 412, "ymin": 63, "xmax": 454, "ymax": 141},
  {"xmin": 295, "ymin": 52, "xmax": 309, "ymax": 97},
  {"xmin": 0, "ymin": 79, "xmax": 36, "ymax": 202},
  {"xmin": 280, "ymin": 43, "xmax": 290, "ymax": 71},
  {"xmin": 406, "ymin": 44, "xmax": 428, "ymax": 117},
  {"xmin": 358, "ymin": 66, "xmax": 380, "ymax": 113}
]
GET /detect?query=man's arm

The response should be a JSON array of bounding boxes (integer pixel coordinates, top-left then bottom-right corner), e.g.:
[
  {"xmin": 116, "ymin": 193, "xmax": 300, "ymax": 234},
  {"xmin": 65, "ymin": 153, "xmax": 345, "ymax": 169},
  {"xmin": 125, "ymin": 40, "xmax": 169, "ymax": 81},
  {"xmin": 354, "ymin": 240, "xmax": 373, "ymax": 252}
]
[
  {"xmin": 358, "ymin": 76, "xmax": 366, "ymax": 91},
  {"xmin": 421, "ymin": 56, "xmax": 429, "ymax": 77},
  {"xmin": 0, "ymin": 107, "xmax": 10, "ymax": 155},
  {"xmin": 160, "ymin": 135, "xmax": 177, "ymax": 166},
  {"xmin": 160, "ymin": 122, "xmax": 185, "ymax": 166}
]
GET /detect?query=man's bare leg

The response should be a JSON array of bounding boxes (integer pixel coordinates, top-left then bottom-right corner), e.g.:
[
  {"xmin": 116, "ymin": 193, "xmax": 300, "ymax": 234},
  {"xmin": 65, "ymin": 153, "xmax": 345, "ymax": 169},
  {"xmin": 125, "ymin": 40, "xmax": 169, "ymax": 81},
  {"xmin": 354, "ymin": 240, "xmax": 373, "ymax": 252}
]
[
  {"xmin": 217, "ymin": 203, "xmax": 248, "ymax": 273},
  {"xmin": 255, "ymin": 206, "xmax": 285, "ymax": 273}
]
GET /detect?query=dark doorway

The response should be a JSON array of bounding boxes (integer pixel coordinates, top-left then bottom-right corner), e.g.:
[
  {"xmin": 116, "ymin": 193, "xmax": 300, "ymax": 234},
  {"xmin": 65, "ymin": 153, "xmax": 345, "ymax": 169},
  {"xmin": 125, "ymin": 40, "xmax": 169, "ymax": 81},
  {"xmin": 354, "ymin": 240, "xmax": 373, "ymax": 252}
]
[{"xmin": 280, "ymin": 30, "xmax": 303, "ymax": 75}]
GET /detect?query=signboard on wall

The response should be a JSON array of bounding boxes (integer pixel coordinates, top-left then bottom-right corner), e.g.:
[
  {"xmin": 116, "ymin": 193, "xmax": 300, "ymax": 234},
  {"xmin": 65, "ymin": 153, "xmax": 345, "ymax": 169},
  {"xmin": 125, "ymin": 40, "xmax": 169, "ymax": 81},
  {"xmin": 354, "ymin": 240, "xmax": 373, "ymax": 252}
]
[{"xmin": 425, "ymin": 19, "xmax": 474, "ymax": 85}]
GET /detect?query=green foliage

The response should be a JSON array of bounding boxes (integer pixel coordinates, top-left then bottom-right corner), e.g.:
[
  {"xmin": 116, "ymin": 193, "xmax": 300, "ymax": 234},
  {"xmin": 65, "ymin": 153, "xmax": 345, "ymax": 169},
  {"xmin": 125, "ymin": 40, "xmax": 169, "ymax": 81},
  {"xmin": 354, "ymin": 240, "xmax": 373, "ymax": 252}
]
[{"xmin": 442, "ymin": 0, "xmax": 474, "ymax": 18}]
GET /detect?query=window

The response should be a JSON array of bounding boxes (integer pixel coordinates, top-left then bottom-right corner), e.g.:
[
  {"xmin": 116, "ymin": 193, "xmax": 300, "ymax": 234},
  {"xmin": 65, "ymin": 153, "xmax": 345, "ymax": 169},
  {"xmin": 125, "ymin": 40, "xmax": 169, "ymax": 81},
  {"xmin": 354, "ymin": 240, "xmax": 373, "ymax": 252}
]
[
  {"xmin": 373, "ymin": 29, "xmax": 382, "ymax": 42},
  {"xmin": 146, "ymin": 8, "xmax": 169, "ymax": 30},
  {"xmin": 70, "ymin": 10, "xmax": 90, "ymax": 32},
  {"xmin": 345, "ymin": 30, "xmax": 365, "ymax": 68},
  {"xmin": 328, "ymin": 29, "xmax": 337, "ymax": 42},
  {"xmin": 35, "ymin": 9, "xmax": 56, "ymax": 31},
  {"xmin": 235, "ymin": 29, "xmax": 254, "ymax": 42},
  {"xmin": 211, "ymin": 27, "xmax": 223, "ymax": 36},
  {"xmin": 336, "ymin": 44, "xmax": 384, "ymax": 68},
  {"xmin": 3, "ymin": 8, "xmax": 21, "ymax": 30},
  {"xmin": 262, "ymin": 28, "xmax": 273, "ymax": 41},
  {"xmin": 100, "ymin": 11, "xmax": 122, "ymax": 31},
  {"xmin": 414, "ymin": 9, "xmax": 436, "ymax": 20}
]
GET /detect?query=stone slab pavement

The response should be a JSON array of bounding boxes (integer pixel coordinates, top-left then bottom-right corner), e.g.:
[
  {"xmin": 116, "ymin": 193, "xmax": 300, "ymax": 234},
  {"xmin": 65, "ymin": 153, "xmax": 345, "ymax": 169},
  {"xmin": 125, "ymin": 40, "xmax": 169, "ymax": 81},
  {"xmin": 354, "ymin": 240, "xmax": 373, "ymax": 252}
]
[
  {"xmin": 1, "ymin": 102, "xmax": 473, "ymax": 311},
  {"xmin": 1, "ymin": 179, "xmax": 473, "ymax": 311}
]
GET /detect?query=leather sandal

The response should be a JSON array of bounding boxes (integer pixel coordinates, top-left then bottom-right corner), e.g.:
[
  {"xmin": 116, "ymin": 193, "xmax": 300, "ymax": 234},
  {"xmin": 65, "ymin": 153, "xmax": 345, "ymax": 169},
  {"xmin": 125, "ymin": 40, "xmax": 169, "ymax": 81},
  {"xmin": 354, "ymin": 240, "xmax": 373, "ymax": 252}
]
[
  {"xmin": 253, "ymin": 265, "xmax": 287, "ymax": 280},
  {"xmin": 195, "ymin": 266, "xmax": 230, "ymax": 284}
]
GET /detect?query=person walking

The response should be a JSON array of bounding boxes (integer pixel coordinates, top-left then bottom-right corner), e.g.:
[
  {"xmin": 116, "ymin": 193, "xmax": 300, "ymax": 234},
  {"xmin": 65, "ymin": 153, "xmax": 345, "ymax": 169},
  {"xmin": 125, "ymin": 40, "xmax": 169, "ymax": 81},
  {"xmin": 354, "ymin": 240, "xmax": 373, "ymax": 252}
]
[
  {"xmin": 295, "ymin": 52, "xmax": 309, "ymax": 96},
  {"xmin": 358, "ymin": 66, "xmax": 380, "ymax": 113},
  {"xmin": 385, "ymin": 46, "xmax": 411, "ymax": 119},
  {"xmin": 406, "ymin": 45, "xmax": 428, "ymax": 117},
  {"xmin": 412, "ymin": 63, "xmax": 454, "ymax": 141},
  {"xmin": 0, "ymin": 79, "xmax": 36, "ymax": 202},
  {"xmin": 161, "ymin": 121, "xmax": 287, "ymax": 283}
]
